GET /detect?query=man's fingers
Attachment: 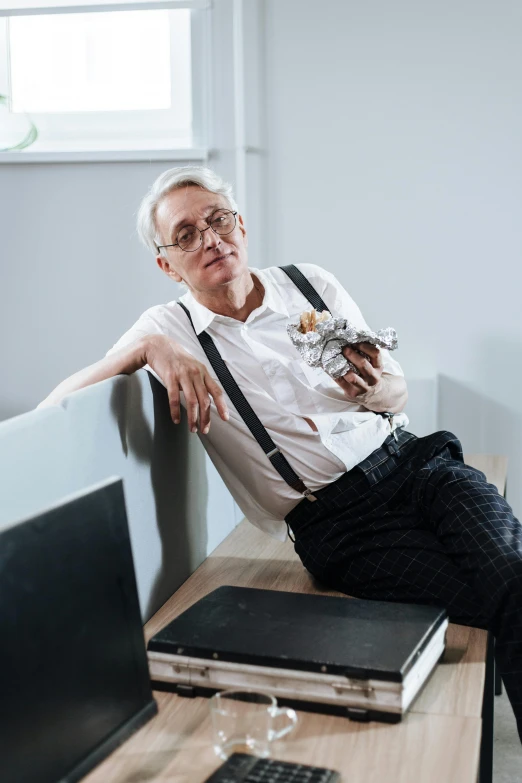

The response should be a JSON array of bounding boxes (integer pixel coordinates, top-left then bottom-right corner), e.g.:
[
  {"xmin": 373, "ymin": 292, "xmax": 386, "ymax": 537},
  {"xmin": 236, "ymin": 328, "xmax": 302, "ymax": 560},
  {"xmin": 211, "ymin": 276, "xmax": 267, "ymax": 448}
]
[
  {"xmin": 193, "ymin": 376, "xmax": 212, "ymax": 434},
  {"xmin": 178, "ymin": 371, "xmax": 229, "ymax": 435},
  {"xmin": 362, "ymin": 343, "xmax": 383, "ymax": 370},
  {"xmin": 206, "ymin": 376, "xmax": 229, "ymax": 422},
  {"xmin": 146, "ymin": 340, "xmax": 226, "ymax": 430},
  {"xmin": 346, "ymin": 342, "xmax": 383, "ymax": 370},
  {"xmin": 180, "ymin": 374, "xmax": 200, "ymax": 433},
  {"xmin": 193, "ymin": 374, "xmax": 229, "ymax": 434},
  {"xmin": 167, "ymin": 379, "xmax": 181, "ymax": 424},
  {"xmin": 342, "ymin": 346, "xmax": 381, "ymax": 385},
  {"xmin": 336, "ymin": 371, "xmax": 370, "ymax": 398},
  {"xmin": 334, "ymin": 377, "xmax": 361, "ymax": 398}
]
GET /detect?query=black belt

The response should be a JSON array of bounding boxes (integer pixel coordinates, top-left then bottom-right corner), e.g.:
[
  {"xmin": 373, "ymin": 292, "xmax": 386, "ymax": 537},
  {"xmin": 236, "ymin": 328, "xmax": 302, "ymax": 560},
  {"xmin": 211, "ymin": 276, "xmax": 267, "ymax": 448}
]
[{"xmin": 285, "ymin": 429, "xmax": 417, "ymax": 542}]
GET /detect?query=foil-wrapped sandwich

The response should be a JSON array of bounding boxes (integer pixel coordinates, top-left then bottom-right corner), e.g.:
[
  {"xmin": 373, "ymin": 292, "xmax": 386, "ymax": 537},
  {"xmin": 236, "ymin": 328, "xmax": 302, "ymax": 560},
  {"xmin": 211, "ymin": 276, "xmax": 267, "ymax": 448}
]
[{"xmin": 287, "ymin": 309, "xmax": 398, "ymax": 379}]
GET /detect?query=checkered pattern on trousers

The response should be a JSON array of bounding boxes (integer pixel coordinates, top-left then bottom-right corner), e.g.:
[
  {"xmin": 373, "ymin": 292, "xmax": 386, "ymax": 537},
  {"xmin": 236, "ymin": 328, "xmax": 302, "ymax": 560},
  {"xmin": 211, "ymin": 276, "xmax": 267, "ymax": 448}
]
[{"xmin": 286, "ymin": 429, "xmax": 522, "ymax": 741}]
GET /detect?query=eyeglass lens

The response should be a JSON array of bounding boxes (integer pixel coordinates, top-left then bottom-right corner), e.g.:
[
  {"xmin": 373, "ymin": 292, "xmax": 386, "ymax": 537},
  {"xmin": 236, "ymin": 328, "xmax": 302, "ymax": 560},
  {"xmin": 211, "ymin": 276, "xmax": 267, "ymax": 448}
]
[{"xmin": 177, "ymin": 209, "xmax": 236, "ymax": 251}]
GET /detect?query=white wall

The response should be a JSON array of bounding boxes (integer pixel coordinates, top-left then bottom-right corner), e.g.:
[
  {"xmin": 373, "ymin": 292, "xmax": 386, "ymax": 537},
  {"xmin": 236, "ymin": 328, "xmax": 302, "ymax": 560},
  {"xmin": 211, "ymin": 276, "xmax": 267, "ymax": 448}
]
[
  {"xmin": 0, "ymin": 1, "xmax": 248, "ymax": 533},
  {"xmin": 0, "ymin": 1, "xmax": 248, "ymax": 422},
  {"xmin": 263, "ymin": 0, "xmax": 522, "ymax": 516},
  {"xmin": 0, "ymin": 161, "xmax": 186, "ymax": 419},
  {"xmin": 1, "ymin": 0, "xmax": 521, "ymax": 517}
]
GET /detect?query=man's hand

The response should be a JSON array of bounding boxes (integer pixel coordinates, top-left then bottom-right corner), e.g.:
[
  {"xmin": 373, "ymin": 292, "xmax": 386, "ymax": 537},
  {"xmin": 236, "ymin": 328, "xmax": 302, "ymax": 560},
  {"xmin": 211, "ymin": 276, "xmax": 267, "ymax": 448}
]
[
  {"xmin": 334, "ymin": 342, "xmax": 383, "ymax": 400},
  {"xmin": 142, "ymin": 335, "xmax": 229, "ymax": 433},
  {"xmin": 38, "ymin": 334, "xmax": 229, "ymax": 435},
  {"xmin": 334, "ymin": 342, "xmax": 408, "ymax": 414}
]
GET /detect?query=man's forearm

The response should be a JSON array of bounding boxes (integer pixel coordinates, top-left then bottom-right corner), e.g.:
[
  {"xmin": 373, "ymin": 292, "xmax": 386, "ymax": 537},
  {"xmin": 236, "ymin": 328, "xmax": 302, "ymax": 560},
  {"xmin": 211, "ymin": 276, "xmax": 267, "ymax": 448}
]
[
  {"xmin": 359, "ymin": 373, "xmax": 408, "ymax": 414},
  {"xmin": 38, "ymin": 339, "xmax": 147, "ymax": 408}
]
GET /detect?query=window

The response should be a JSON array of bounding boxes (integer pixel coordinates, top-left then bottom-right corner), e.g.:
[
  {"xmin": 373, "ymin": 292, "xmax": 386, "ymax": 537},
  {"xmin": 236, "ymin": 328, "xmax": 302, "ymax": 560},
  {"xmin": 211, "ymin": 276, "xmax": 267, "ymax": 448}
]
[{"xmin": 0, "ymin": 0, "xmax": 209, "ymax": 158}]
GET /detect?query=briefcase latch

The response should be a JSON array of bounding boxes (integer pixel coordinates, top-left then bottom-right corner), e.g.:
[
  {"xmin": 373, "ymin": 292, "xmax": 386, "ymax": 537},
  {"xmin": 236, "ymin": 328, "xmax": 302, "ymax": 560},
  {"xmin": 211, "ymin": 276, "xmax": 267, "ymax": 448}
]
[
  {"xmin": 331, "ymin": 680, "xmax": 374, "ymax": 697},
  {"xmin": 171, "ymin": 661, "xmax": 209, "ymax": 681}
]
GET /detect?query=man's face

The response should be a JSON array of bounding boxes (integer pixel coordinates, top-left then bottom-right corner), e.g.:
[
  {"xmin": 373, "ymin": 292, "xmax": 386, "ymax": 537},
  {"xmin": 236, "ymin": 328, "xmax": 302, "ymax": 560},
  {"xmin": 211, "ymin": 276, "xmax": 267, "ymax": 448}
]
[{"xmin": 155, "ymin": 185, "xmax": 248, "ymax": 295}]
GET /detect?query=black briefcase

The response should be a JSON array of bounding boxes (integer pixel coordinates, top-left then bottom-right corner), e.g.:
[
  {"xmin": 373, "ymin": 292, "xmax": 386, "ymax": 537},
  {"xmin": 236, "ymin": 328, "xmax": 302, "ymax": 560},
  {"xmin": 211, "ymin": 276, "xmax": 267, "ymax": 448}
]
[{"xmin": 147, "ymin": 585, "xmax": 447, "ymax": 723}]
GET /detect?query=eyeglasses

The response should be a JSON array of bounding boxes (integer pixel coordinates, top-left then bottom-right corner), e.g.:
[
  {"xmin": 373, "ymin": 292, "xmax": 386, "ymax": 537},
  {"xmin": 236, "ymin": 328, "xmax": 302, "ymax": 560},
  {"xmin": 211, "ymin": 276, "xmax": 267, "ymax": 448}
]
[{"xmin": 156, "ymin": 209, "xmax": 238, "ymax": 253}]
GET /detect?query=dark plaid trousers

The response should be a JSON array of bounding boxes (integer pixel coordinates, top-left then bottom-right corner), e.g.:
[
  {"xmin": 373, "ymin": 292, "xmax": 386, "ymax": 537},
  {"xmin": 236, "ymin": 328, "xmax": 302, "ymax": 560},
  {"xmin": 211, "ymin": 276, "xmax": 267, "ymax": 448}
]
[{"xmin": 286, "ymin": 429, "xmax": 522, "ymax": 741}]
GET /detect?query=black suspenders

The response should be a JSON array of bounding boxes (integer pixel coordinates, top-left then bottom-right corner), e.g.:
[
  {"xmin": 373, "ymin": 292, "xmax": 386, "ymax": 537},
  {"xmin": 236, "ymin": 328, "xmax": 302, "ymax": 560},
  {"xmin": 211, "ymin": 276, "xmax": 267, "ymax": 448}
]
[
  {"xmin": 278, "ymin": 265, "xmax": 329, "ymax": 313},
  {"xmin": 178, "ymin": 265, "xmax": 329, "ymax": 505}
]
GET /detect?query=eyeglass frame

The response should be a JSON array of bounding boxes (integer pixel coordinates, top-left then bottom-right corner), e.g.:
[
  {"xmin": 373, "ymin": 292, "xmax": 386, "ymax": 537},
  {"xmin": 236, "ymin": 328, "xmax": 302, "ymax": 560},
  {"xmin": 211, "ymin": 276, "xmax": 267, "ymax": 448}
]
[{"xmin": 155, "ymin": 209, "xmax": 239, "ymax": 253}]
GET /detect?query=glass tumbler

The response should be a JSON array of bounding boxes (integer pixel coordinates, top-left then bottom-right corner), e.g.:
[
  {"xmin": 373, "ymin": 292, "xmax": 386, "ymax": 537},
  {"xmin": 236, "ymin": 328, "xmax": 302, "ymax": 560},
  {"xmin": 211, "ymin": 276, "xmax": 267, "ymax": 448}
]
[{"xmin": 209, "ymin": 689, "xmax": 298, "ymax": 760}]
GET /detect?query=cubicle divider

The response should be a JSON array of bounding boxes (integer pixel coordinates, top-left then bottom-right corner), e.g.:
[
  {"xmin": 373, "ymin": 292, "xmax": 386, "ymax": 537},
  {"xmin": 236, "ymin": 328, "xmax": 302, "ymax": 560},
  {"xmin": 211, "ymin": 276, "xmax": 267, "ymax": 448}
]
[{"xmin": 0, "ymin": 369, "xmax": 241, "ymax": 622}]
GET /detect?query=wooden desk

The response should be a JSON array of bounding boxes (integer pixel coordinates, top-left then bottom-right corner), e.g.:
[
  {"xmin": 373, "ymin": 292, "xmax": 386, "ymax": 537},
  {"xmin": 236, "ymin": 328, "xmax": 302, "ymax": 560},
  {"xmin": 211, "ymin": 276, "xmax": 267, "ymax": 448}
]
[
  {"xmin": 465, "ymin": 454, "xmax": 507, "ymax": 497},
  {"xmin": 83, "ymin": 454, "xmax": 507, "ymax": 783}
]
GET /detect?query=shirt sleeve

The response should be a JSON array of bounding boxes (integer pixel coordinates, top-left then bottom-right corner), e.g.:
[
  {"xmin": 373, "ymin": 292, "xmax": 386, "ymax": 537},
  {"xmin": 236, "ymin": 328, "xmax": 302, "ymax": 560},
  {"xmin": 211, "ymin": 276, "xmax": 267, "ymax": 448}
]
[
  {"xmin": 103, "ymin": 316, "xmax": 158, "ymax": 385},
  {"xmin": 296, "ymin": 263, "xmax": 404, "ymax": 378},
  {"xmin": 106, "ymin": 314, "xmax": 163, "ymax": 357}
]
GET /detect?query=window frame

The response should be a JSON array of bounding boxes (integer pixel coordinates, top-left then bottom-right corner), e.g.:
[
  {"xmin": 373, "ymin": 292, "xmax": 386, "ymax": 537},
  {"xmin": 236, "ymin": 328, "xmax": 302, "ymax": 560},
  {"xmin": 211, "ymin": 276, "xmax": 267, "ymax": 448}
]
[{"xmin": 0, "ymin": 0, "xmax": 210, "ymax": 162}]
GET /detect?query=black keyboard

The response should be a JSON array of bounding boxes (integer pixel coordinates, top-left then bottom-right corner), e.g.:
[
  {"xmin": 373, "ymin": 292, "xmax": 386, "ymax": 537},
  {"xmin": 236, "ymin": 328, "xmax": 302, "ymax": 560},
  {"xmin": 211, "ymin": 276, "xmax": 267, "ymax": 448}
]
[{"xmin": 203, "ymin": 753, "xmax": 341, "ymax": 783}]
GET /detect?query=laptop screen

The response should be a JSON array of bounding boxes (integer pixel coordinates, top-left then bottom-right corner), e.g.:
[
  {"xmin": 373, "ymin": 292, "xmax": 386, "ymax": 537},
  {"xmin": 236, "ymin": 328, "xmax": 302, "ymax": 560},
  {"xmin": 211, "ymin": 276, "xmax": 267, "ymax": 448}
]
[{"xmin": 1, "ymin": 478, "xmax": 156, "ymax": 783}]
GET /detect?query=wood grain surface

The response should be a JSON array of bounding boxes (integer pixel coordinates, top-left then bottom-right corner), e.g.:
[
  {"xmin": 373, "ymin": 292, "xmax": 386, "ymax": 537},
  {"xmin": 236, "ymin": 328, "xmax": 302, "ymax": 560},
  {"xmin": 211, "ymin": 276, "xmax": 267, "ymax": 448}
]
[
  {"xmin": 83, "ymin": 454, "xmax": 507, "ymax": 783},
  {"xmin": 465, "ymin": 453, "xmax": 508, "ymax": 496},
  {"xmin": 144, "ymin": 519, "xmax": 488, "ymax": 719},
  {"xmin": 83, "ymin": 690, "xmax": 482, "ymax": 783}
]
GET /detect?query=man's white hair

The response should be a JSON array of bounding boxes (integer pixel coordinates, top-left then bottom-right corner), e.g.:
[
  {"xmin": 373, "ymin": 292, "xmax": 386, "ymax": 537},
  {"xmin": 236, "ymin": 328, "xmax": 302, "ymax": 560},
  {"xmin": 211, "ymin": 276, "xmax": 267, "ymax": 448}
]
[{"xmin": 136, "ymin": 165, "xmax": 238, "ymax": 255}]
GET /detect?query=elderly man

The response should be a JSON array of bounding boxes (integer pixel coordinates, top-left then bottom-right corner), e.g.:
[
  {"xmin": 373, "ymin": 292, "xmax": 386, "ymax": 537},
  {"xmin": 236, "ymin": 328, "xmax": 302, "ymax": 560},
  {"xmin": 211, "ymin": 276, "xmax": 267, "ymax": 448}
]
[{"xmin": 41, "ymin": 166, "xmax": 522, "ymax": 740}]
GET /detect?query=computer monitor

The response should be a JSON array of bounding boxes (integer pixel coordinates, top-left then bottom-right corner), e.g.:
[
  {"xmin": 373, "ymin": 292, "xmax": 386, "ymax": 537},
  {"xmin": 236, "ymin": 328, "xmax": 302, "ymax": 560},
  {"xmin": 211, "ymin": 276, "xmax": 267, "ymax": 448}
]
[{"xmin": 1, "ymin": 478, "xmax": 157, "ymax": 783}]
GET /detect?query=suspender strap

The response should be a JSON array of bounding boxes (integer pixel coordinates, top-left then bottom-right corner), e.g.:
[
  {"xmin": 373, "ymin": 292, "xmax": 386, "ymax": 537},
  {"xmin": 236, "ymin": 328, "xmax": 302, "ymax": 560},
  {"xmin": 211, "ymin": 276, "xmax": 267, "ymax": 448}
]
[
  {"xmin": 279, "ymin": 264, "xmax": 329, "ymax": 313},
  {"xmin": 177, "ymin": 300, "xmax": 316, "ymax": 500}
]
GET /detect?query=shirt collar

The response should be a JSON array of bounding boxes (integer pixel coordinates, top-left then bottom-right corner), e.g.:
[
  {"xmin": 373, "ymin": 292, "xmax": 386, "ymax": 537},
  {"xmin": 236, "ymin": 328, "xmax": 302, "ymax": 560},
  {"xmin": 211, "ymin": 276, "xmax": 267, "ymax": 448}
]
[{"xmin": 179, "ymin": 267, "xmax": 289, "ymax": 335}]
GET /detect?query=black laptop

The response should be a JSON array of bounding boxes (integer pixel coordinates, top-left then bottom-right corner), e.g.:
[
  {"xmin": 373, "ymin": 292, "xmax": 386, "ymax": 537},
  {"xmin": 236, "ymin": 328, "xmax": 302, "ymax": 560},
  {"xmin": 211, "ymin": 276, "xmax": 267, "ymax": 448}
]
[{"xmin": 1, "ymin": 478, "xmax": 157, "ymax": 783}]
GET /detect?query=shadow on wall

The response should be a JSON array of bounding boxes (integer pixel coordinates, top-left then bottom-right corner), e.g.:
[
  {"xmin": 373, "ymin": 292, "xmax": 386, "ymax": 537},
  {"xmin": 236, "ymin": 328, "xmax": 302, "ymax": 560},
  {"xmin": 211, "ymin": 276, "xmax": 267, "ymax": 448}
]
[
  {"xmin": 110, "ymin": 372, "xmax": 209, "ymax": 620},
  {"xmin": 438, "ymin": 374, "xmax": 522, "ymax": 521}
]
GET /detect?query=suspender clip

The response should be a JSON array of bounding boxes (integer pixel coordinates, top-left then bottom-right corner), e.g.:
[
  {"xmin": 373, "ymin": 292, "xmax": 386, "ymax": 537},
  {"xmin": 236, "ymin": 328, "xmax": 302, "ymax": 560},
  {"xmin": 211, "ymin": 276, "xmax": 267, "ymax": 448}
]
[
  {"xmin": 381, "ymin": 412, "xmax": 398, "ymax": 441},
  {"xmin": 292, "ymin": 479, "xmax": 317, "ymax": 501}
]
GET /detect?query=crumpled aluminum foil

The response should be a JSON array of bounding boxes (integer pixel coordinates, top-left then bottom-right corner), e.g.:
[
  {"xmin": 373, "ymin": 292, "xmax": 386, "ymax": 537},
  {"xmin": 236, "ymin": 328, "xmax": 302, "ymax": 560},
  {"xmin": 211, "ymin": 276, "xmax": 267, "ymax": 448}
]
[{"xmin": 287, "ymin": 314, "xmax": 398, "ymax": 379}]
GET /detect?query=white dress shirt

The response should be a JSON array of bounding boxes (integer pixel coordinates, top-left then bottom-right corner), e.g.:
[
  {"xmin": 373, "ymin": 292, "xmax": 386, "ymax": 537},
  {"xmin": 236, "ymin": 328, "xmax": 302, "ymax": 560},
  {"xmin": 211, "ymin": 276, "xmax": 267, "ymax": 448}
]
[{"xmin": 108, "ymin": 264, "xmax": 408, "ymax": 540}]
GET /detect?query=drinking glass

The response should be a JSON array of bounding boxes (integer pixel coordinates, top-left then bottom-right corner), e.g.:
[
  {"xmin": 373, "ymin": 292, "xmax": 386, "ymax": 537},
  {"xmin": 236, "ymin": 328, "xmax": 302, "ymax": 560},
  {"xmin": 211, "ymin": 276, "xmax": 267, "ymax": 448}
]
[{"xmin": 209, "ymin": 689, "xmax": 298, "ymax": 760}]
